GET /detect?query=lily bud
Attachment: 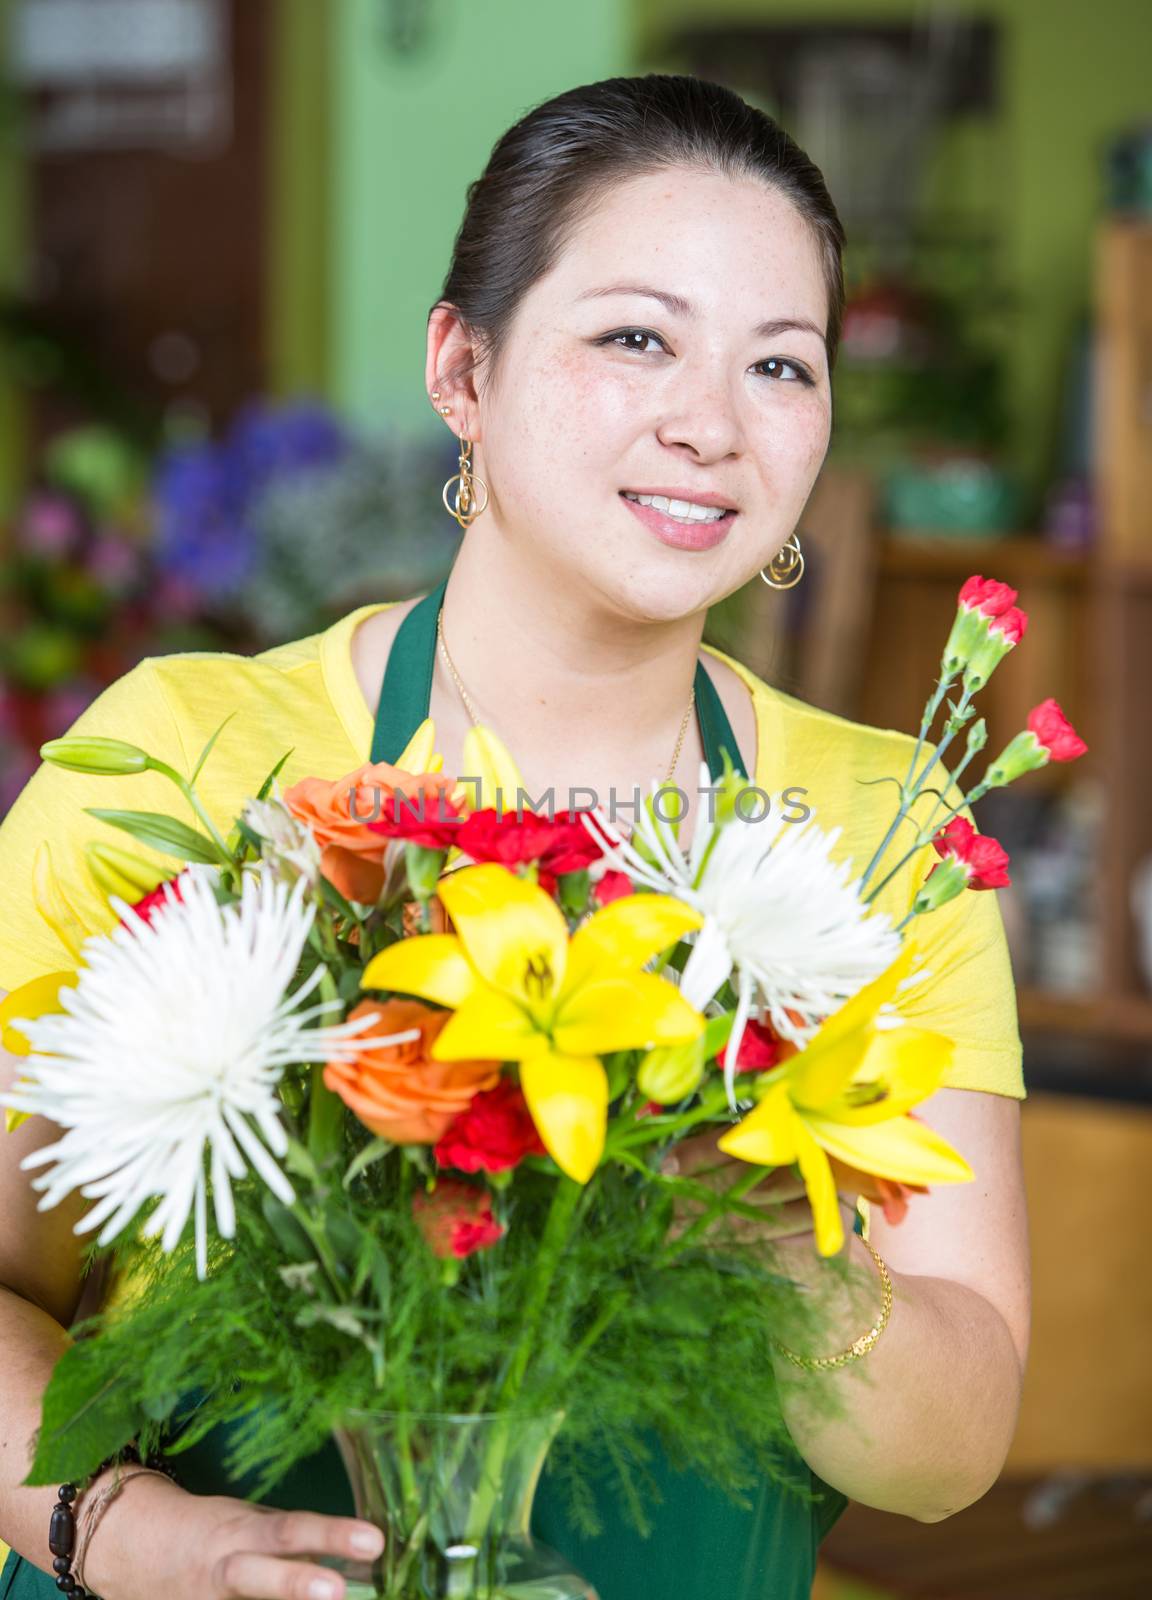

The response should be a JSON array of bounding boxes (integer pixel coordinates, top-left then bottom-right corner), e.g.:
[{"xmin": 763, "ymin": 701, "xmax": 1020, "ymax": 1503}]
[
  {"xmin": 40, "ymin": 736, "xmax": 150, "ymax": 775},
  {"xmin": 713, "ymin": 749, "xmax": 748, "ymax": 829},
  {"xmin": 85, "ymin": 842, "xmax": 169, "ymax": 906},
  {"xmin": 557, "ymin": 868, "xmax": 591, "ymax": 921},
  {"xmin": 405, "ymin": 842, "xmax": 446, "ymax": 902},
  {"xmin": 637, "ymin": 1038, "xmax": 706, "ymax": 1105}
]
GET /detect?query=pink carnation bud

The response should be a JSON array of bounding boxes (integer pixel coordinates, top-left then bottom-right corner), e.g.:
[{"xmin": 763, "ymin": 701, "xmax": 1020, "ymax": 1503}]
[
  {"xmin": 987, "ymin": 606, "xmax": 1028, "ymax": 645},
  {"xmin": 929, "ymin": 815, "xmax": 1011, "ymax": 890},
  {"xmin": 1026, "ymin": 698, "xmax": 1087, "ymax": 762},
  {"xmin": 957, "ymin": 575, "xmax": 1018, "ymax": 618}
]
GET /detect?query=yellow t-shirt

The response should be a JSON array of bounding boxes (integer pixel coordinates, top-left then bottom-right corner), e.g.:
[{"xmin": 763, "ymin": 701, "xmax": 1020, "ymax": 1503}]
[{"xmin": 0, "ymin": 598, "xmax": 1025, "ymax": 1099}]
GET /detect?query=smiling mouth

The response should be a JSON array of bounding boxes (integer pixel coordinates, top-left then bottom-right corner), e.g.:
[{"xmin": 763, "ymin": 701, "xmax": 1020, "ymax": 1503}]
[{"xmin": 620, "ymin": 491, "xmax": 736, "ymax": 526}]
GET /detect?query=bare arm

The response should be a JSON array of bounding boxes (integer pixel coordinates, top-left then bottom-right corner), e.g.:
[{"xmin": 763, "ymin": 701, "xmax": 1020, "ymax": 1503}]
[
  {"xmin": 0, "ymin": 996, "xmax": 384, "ymax": 1600},
  {"xmin": 766, "ymin": 1087, "xmax": 1030, "ymax": 1522}
]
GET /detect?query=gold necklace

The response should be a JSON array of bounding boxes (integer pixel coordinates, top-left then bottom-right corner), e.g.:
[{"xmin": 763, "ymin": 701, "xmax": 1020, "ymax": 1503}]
[{"xmin": 435, "ymin": 609, "xmax": 696, "ymax": 787}]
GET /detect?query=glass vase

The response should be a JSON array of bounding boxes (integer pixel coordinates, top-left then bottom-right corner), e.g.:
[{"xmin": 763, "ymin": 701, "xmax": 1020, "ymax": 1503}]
[{"xmin": 330, "ymin": 1410, "xmax": 594, "ymax": 1600}]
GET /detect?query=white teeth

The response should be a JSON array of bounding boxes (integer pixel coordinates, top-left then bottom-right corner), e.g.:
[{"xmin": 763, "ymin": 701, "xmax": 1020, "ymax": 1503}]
[{"xmin": 623, "ymin": 492, "xmax": 729, "ymax": 523}]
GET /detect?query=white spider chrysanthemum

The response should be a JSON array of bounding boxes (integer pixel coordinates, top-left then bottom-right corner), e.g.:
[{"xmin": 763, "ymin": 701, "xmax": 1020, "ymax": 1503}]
[
  {"xmin": 582, "ymin": 761, "xmax": 906, "ymax": 1101},
  {"xmin": 0, "ymin": 865, "xmax": 418, "ymax": 1278},
  {"xmin": 243, "ymin": 786, "xmax": 323, "ymax": 888}
]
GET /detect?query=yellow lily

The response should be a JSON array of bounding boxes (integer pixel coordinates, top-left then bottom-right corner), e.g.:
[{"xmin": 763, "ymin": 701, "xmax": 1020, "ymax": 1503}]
[
  {"xmin": 33, "ymin": 841, "xmax": 104, "ymax": 959},
  {"xmin": 454, "ymin": 724, "xmax": 528, "ymax": 815},
  {"xmin": 363, "ymin": 862, "xmax": 704, "ymax": 1182},
  {"xmin": 396, "ymin": 718, "xmax": 444, "ymax": 776},
  {"xmin": 718, "ymin": 945, "xmax": 971, "ymax": 1256}
]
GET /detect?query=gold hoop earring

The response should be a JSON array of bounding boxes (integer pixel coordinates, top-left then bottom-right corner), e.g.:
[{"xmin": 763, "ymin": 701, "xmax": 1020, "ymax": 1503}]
[
  {"xmin": 760, "ymin": 532, "xmax": 805, "ymax": 589},
  {"xmin": 441, "ymin": 434, "xmax": 489, "ymax": 529}
]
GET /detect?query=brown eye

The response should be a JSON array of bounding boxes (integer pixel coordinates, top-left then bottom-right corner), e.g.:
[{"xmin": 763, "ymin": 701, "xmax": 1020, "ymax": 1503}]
[
  {"xmin": 599, "ymin": 328, "xmax": 668, "ymax": 355},
  {"xmin": 755, "ymin": 357, "xmax": 813, "ymax": 385}
]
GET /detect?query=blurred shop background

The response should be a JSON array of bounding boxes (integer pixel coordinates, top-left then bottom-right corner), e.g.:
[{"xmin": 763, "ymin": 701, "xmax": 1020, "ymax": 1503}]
[{"xmin": 1, "ymin": 1, "xmax": 1150, "ymax": 1594}]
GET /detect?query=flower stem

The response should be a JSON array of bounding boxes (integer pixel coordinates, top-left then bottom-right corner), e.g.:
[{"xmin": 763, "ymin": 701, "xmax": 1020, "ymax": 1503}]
[{"xmin": 497, "ymin": 1177, "xmax": 581, "ymax": 1410}]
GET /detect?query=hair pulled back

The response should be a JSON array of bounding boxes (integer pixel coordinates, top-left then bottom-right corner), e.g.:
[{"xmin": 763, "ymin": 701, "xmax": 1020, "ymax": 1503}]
[{"xmin": 436, "ymin": 74, "xmax": 846, "ymax": 392}]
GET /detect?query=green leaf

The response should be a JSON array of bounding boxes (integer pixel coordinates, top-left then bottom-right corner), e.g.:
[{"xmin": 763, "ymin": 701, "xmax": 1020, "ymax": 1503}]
[
  {"xmin": 284, "ymin": 1137, "xmax": 322, "ymax": 1185},
  {"xmin": 84, "ymin": 808, "xmax": 228, "ymax": 865},
  {"xmin": 324, "ymin": 1212, "xmax": 364, "ymax": 1270},
  {"xmin": 353, "ymin": 1239, "xmax": 391, "ymax": 1314},
  {"xmin": 190, "ymin": 713, "xmax": 240, "ymax": 787},
  {"xmin": 343, "ymin": 1136, "xmax": 393, "ymax": 1190},
  {"xmin": 256, "ymin": 749, "xmax": 296, "ymax": 802},
  {"xmin": 261, "ymin": 1195, "xmax": 315, "ymax": 1263},
  {"xmin": 25, "ymin": 1347, "xmax": 139, "ymax": 1485},
  {"xmin": 701, "ymin": 1013, "xmax": 734, "ymax": 1056}
]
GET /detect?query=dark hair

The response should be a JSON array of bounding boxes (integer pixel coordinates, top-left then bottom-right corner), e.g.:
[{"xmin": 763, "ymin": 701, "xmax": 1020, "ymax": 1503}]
[{"xmin": 435, "ymin": 74, "xmax": 846, "ymax": 393}]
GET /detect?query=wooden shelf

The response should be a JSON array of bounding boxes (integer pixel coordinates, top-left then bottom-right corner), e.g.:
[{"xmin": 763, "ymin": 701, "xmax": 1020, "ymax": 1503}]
[
  {"xmin": 1018, "ymin": 986, "xmax": 1152, "ymax": 1043},
  {"xmin": 878, "ymin": 534, "xmax": 1091, "ymax": 584}
]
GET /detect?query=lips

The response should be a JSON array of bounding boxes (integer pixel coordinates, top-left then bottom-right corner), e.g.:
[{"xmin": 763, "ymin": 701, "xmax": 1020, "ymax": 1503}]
[{"xmin": 618, "ymin": 491, "xmax": 736, "ymax": 552}]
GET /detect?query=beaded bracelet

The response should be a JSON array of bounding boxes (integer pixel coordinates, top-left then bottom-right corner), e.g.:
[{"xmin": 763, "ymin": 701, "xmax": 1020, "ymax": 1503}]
[
  {"xmin": 771, "ymin": 1235, "xmax": 894, "ymax": 1372},
  {"xmin": 49, "ymin": 1446, "xmax": 178, "ymax": 1599}
]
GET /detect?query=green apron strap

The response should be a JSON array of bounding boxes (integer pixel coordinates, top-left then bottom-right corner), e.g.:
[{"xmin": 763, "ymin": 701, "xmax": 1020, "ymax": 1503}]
[
  {"xmin": 693, "ymin": 660, "xmax": 749, "ymax": 782},
  {"xmin": 369, "ymin": 579, "xmax": 447, "ymax": 765},
  {"xmin": 369, "ymin": 581, "xmax": 749, "ymax": 783}
]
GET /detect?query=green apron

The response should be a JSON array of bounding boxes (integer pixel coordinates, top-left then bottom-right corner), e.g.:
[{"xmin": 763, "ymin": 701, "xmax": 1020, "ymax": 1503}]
[{"xmin": 2, "ymin": 580, "xmax": 850, "ymax": 1600}]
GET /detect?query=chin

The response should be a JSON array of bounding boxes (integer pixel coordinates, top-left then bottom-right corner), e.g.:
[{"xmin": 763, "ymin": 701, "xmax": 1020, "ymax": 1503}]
[{"xmin": 596, "ymin": 560, "xmax": 729, "ymax": 625}]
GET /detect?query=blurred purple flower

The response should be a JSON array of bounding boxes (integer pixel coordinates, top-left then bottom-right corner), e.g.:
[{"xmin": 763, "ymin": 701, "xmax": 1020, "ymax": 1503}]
[
  {"xmin": 152, "ymin": 401, "xmax": 349, "ymax": 605},
  {"xmin": 86, "ymin": 532, "xmax": 145, "ymax": 595},
  {"xmin": 15, "ymin": 491, "xmax": 88, "ymax": 561}
]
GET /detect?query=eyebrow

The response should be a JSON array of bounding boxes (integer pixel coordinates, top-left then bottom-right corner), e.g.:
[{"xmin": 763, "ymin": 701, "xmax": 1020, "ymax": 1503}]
[{"xmin": 576, "ymin": 283, "xmax": 826, "ymax": 343}]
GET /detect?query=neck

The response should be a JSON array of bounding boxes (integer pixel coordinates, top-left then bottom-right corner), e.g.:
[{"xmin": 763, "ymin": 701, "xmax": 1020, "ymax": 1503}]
[{"xmin": 438, "ymin": 527, "xmax": 706, "ymax": 791}]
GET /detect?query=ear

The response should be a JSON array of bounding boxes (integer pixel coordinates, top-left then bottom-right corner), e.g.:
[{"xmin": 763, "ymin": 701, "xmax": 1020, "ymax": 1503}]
[{"xmin": 426, "ymin": 303, "xmax": 485, "ymax": 440}]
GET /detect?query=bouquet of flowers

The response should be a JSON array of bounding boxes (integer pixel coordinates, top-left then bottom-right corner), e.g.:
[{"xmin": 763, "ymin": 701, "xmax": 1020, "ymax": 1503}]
[{"xmin": 0, "ymin": 575, "xmax": 1085, "ymax": 1597}]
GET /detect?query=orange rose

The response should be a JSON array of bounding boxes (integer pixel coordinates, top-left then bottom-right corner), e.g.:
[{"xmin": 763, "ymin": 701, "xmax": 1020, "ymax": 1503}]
[
  {"xmin": 324, "ymin": 998, "xmax": 500, "ymax": 1144},
  {"xmin": 283, "ymin": 763, "xmax": 457, "ymax": 904}
]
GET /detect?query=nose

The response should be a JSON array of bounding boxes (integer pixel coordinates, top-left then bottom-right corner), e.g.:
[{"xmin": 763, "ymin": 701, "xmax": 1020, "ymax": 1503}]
[{"xmin": 655, "ymin": 361, "xmax": 744, "ymax": 462}]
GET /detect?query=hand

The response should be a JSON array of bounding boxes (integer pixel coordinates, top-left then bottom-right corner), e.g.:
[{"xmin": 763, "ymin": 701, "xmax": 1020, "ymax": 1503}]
[
  {"xmin": 661, "ymin": 1129, "xmax": 858, "ymax": 1258},
  {"xmin": 82, "ymin": 1472, "xmax": 384, "ymax": 1600}
]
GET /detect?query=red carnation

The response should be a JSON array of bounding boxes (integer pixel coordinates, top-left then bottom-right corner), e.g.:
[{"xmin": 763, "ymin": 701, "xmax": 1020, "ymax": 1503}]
[
  {"xmin": 368, "ymin": 788, "xmax": 468, "ymax": 849},
  {"xmin": 412, "ymin": 1179, "xmax": 505, "ymax": 1259},
  {"xmin": 957, "ymin": 575, "xmax": 1018, "ymax": 618},
  {"xmin": 714, "ymin": 1016, "xmax": 786, "ymax": 1074},
  {"xmin": 434, "ymin": 1081, "xmax": 546, "ymax": 1175},
  {"xmin": 1027, "ymin": 698, "xmax": 1088, "ymax": 763},
  {"xmin": 987, "ymin": 606, "xmax": 1028, "ymax": 646},
  {"xmin": 929, "ymin": 815, "xmax": 1011, "ymax": 889},
  {"xmin": 457, "ymin": 807, "xmax": 604, "ymax": 881},
  {"xmin": 593, "ymin": 870, "xmax": 634, "ymax": 906},
  {"xmin": 125, "ymin": 874, "xmax": 187, "ymax": 928}
]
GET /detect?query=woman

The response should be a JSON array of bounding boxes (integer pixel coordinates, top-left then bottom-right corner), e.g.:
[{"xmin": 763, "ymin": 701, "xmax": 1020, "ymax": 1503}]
[{"xmin": 0, "ymin": 75, "xmax": 1029, "ymax": 1600}]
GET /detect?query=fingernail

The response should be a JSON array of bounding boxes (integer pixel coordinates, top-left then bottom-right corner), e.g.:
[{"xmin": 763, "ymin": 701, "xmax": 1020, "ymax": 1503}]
[
  {"xmin": 350, "ymin": 1528, "xmax": 384, "ymax": 1556},
  {"xmin": 308, "ymin": 1582, "xmax": 338, "ymax": 1600}
]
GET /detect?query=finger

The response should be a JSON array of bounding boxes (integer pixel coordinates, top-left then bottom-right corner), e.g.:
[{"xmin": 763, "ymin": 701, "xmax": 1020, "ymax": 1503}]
[
  {"xmin": 215, "ymin": 1550, "xmax": 348, "ymax": 1600},
  {"xmin": 249, "ymin": 1509, "xmax": 385, "ymax": 1564}
]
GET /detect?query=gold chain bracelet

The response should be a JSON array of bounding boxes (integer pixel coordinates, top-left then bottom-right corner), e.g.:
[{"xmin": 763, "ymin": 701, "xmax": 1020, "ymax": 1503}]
[{"xmin": 771, "ymin": 1235, "xmax": 893, "ymax": 1372}]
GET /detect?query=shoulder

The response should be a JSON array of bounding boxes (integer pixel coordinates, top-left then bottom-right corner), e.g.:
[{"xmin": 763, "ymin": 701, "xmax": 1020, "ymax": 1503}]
[{"xmin": 700, "ymin": 643, "xmax": 924, "ymax": 800}]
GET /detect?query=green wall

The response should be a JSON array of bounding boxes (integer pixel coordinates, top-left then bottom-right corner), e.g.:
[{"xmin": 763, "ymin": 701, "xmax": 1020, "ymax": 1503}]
[
  {"xmin": 267, "ymin": 0, "xmax": 332, "ymax": 399},
  {"xmin": 0, "ymin": 0, "xmax": 27, "ymax": 513},
  {"xmin": 330, "ymin": 0, "xmax": 627, "ymax": 432},
  {"xmin": 633, "ymin": 0, "xmax": 1152, "ymax": 503}
]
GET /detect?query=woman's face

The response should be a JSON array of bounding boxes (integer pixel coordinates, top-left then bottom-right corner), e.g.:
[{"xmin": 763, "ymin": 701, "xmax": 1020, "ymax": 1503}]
[{"xmin": 449, "ymin": 165, "xmax": 834, "ymax": 623}]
